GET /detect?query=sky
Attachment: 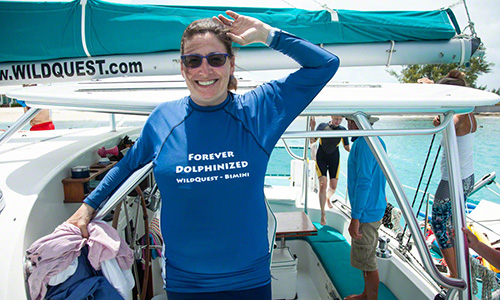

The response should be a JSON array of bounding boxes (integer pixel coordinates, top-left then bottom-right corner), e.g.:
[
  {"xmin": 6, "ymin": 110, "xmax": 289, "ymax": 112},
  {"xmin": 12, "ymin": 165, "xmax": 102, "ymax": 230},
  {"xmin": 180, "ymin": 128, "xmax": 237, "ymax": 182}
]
[
  {"xmin": 322, "ymin": 0, "xmax": 500, "ymax": 91},
  {"xmin": 109, "ymin": 0, "xmax": 499, "ymax": 90}
]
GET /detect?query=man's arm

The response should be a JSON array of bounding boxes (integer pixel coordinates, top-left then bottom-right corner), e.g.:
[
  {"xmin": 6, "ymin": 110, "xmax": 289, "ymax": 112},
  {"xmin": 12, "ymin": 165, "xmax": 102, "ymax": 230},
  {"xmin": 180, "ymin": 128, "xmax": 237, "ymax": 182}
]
[
  {"xmin": 463, "ymin": 227, "xmax": 500, "ymax": 270},
  {"xmin": 349, "ymin": 218, "xmax": 362, "ymax": 239},
  {"xmin": 341, "ymin": 131, "xmax": 350, "ymax": 152},
  {"xmin": 350, "ymin": 141, "xmax": 375, "ymax": 220}
]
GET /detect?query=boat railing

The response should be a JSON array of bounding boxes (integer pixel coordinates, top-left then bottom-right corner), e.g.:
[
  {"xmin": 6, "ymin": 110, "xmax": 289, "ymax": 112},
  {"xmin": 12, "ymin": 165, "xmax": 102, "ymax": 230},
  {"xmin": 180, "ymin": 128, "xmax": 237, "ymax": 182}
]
[
  {"xmin": 0, "ymin": 188, "xmax": 4, "ymax": 215},
  {"xmin": 282, "ymin": 140, "xmax": 304, "ymax": 161},
  {"xmin": 281, "ymin": 111, "xmax": 471, "ymax": 298},
  {"xmin": 0, "ymin": 108, "xmax": 124, "ymax": 149},
  {"xmin": 407, "ymin": 178, "xmax": 500, "ymax": 252},
  {"xmin": 94, "ymin": 162, "xmax": 154, "ymax": 221},
  {"xmin": 469, "ymin": 171, "xmax": 498, "ymax": 197},
  {"xmin": 0, "ymin": 107, "xmax": 41, "ymax": 148},
  {"xmin": 282, "ymin": 113, "xmax": 454, "ymax": 140}
]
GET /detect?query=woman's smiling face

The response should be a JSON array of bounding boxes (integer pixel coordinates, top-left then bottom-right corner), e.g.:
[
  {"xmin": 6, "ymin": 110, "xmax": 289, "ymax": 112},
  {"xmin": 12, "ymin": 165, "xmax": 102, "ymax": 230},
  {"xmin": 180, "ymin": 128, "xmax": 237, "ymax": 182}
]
[{"xmin": 181, "ymin": 32, "xmax": 235, "ymax": 107}]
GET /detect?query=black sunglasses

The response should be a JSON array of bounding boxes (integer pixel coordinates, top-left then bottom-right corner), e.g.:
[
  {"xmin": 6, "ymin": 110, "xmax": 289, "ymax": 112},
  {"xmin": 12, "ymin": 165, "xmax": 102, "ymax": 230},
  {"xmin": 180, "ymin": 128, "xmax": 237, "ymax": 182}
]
[{"xmin": 181, "ymin": 53, "xmax": 229, "ymax": 68}]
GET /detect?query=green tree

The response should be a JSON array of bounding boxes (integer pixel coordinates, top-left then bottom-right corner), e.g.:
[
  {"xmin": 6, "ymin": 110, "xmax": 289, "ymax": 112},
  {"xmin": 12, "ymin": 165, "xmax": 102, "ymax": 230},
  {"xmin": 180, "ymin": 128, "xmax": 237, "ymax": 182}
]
[
  {"xmin": 490, "ymin": 88, "xmax": 500, "ymax": 96},
  {"xmin": 388, "ymin": 56, "xmax": 494, "ymax": 90}
]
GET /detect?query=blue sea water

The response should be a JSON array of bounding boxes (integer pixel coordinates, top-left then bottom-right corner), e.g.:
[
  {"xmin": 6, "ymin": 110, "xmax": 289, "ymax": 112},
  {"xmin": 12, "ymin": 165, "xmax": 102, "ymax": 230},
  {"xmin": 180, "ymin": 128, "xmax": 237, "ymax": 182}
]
[
  {"xmin": 1, "ymin": 114, "xmax": 499, "ymax": 208},
  {"xmin": 267, "ymin": 116, "xmax": 500, "ymax": 209}
]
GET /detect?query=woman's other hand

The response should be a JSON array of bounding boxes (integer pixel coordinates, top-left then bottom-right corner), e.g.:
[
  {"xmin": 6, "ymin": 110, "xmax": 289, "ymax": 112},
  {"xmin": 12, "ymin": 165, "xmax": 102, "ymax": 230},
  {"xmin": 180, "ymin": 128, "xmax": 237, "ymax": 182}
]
[
  {"xmin": 214, "ymin": 10, "xmax": 271, "ymax": 46},
  {"xmin": 66, "ymin": 203, "xmax": 95, "ymax": 238}
]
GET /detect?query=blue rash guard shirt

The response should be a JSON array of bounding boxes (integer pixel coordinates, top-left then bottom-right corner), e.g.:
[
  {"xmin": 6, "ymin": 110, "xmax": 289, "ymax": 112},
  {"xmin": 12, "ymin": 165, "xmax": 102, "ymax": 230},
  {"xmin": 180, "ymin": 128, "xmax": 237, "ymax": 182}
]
[
  {"xmin": 347, "ymin": 137, "xmax": 387, "ymax": 223},
  {"xmin": 84, "ymin": 30, "xmax": 339, "ymax": 292}
]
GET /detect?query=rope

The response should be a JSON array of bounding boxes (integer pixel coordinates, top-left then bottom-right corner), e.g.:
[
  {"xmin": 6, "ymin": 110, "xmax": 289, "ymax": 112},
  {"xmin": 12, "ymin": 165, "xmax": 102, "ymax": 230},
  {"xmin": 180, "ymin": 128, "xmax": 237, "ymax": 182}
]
[
  {"xmin": 391, "ymin": 207, "xmax": 403, "ymax": 233},
  {"xmin": 469, "ymin": 255, "xmax": 499, "ymax": 300},
  {"xmin": 382, "ymin": 204, "xmax": 402, "ymax": 233},
  {"xmin": 486, "ymin": 186, "xmax": 500, "ymax": 198},
  {"xmin": 405, "ymin": 144, "xmax": 441, "ymax": 247},
  {"xmin": 440, "ymin": 0, "xmax": 478, "ymax": 38},
  {"xmin": 279, "ymin": 0, "xmax": 296, "ymax": 8},
  {"xmin": 382, "ymin": 203, "xmax": 395, "ymax": 229},
  {"xmin": 400, "ymin": 134, "xmax": 440, "ymax": 243},
  {"xmin": 440, "ymin": 0, "xmax": 462, "ymax": 10},
  {"xmin": 461, "ymin": 0, "xmax": 478, "ymax": 37},
  {"xmin": 312, "ymin": 0, "xmax": 335, "ymax": 14}
]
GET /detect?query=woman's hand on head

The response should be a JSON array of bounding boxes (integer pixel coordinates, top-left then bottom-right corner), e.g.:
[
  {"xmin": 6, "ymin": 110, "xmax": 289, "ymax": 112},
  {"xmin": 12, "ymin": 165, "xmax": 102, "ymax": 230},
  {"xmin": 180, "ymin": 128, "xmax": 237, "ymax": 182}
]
[
  {"xmin": 214, "ymin": 10, "xmax": 271, "ymax": 46},
  {"xmin": 66, "ymin": 203, "xmax": 95, "ymax": 238}
]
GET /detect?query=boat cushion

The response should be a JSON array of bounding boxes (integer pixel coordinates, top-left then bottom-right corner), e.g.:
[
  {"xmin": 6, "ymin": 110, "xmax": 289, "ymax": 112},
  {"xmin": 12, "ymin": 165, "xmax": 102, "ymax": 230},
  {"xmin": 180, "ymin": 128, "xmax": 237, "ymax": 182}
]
[
  {"xmin": 304, "ymin": 223, "xmax": 346, "ymax": 243},
  {"xmin": 306, "ymin": 223, "xmax": 397, "ymax": 300}
]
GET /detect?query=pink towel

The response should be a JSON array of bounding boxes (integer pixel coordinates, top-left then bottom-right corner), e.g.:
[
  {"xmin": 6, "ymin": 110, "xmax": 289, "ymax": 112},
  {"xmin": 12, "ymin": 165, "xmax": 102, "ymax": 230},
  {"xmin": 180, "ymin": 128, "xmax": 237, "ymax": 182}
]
[{"xmin": 26, "ymin": 220, "xmax": 134, "ymax": 300}]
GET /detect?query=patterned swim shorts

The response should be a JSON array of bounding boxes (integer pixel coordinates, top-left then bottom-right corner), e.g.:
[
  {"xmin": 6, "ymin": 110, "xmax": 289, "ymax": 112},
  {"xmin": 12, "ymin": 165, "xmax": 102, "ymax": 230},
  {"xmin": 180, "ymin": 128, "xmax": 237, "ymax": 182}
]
[{"xmin": 430, "ymin": 174, "xmax": 474, "ymax": 249}]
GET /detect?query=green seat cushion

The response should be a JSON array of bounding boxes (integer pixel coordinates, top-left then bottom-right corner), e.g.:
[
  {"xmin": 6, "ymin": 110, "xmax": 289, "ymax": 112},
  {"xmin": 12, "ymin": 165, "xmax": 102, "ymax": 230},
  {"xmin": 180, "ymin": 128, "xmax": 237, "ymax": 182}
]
[
  {"xmin": 311, "ymin": 240, "xmax": 363, "ymax": 298},
  {"xmin": 377, "ymin": 283, "xmax": 398, "ymax": 300},
  {"xmin": 305, "ymin": 223, "xmax": 397, "ymax": 300},
  {"xmin": 305, "ymin": 223, "xmax": 346, "ymax": 243}
]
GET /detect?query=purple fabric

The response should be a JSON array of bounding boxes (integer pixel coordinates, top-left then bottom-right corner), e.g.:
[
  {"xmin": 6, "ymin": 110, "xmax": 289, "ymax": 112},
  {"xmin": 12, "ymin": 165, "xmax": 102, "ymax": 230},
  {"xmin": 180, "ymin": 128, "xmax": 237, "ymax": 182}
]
[{"xmin": 26, "ymin": 221, "xmax": 133, "ymax": 300}]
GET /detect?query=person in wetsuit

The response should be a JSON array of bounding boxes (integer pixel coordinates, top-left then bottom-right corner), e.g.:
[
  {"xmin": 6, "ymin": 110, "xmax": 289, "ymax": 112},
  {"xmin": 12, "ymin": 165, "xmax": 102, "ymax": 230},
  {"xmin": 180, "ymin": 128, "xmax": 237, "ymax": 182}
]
[{"xmin": 310, "ymin": 115, "xmax": 350, "ymax": 225}]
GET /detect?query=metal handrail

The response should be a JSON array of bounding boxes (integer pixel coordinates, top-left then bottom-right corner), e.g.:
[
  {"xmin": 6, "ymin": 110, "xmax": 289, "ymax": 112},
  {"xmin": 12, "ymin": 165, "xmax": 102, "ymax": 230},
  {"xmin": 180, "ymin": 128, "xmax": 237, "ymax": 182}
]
[
  {"xmin": 0, "ymin": 107, "xmax": 41, "ymax": 148},
  {"xmin": 442, "ymin": 114, "xmax": 472, "ymax": 299},
  {"xmin": 278, "ymin": 111, "xmax": 469, "ymax": 297},
  {"xmin": 301, "ymin": 116, "xmax": 312, "ymax": 214},
  {"xmin": 350, "ymin": 112, "xmax": 469, "ymax": 297},
  {"xmin": 94, "ymin": 162, "xmax": 154, "ymax": 220},
  {"xmin": 281, "ymin": 112, "xmax": 453, "ymax": 140},
  {"xmin": 281, "ymin": 139, "xmax": 304, "ymax": 161}
]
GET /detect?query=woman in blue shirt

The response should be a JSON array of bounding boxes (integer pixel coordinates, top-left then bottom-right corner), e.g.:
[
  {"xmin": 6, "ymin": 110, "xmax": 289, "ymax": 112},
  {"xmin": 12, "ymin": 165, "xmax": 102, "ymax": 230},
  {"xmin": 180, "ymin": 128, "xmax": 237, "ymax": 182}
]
[{"xmin": 67, "ymin": 10, "xmax": 339, "ymax": 299}]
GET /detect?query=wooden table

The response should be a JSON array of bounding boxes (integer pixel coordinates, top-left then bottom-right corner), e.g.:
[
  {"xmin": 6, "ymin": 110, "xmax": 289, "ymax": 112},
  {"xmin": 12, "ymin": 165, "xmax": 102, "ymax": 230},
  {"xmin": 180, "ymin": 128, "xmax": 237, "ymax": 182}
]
[{"xmin": 275, "ymin": 211, "xmax": 317, "ymax": 248}]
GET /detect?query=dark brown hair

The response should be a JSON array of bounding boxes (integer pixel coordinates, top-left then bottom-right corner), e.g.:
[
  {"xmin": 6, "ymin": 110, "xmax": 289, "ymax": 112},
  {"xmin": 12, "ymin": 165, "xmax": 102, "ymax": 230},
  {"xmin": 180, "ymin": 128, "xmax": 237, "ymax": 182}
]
[
  {"xmin": 181, "ymin": 18, "xmax": 237, "ymax": 90},
  {"xmin": 437, "ymin": 69, "xmax": 467, "ymax": 87}
]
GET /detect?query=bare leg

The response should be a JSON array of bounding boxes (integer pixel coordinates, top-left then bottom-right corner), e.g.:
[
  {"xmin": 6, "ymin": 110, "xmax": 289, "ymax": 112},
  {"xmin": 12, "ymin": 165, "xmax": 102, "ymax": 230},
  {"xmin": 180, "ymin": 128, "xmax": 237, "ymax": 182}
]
[
  {"xmin": 344, "ymin": 270, "xmax": 379, "ymax": 300},
  {"xmin": 441, "ymin": 247, "xmax": 458, "ymax": 278},
  {"xmin": 318, "ymin": 176, "xmax": 328, "ymax": 225},
  {"xmin": 327, "ymin": 178, "xmax": 338, "ymax": 208}
]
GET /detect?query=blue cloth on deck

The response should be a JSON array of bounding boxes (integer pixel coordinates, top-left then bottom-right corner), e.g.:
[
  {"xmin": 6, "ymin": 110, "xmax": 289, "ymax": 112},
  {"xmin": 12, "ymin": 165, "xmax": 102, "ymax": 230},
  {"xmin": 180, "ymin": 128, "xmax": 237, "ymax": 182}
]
[{"xmin": 45, "ymin": 246, "xmax": 123, "ymax": 300}]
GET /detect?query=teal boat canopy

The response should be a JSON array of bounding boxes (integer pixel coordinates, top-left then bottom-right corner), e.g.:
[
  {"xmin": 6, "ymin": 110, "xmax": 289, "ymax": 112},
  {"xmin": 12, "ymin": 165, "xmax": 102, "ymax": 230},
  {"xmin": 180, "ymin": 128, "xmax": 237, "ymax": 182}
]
[{"xmin": 0, "ymin": 0, "xmax": 460, "ymax": 63}]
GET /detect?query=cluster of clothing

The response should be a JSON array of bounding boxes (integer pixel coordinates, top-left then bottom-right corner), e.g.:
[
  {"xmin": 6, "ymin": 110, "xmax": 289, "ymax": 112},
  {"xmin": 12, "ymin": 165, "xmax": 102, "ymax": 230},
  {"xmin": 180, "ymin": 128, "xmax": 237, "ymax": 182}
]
[{"xmin": 26, "ymin": 220, "xmax": 134, "ymax": 300}]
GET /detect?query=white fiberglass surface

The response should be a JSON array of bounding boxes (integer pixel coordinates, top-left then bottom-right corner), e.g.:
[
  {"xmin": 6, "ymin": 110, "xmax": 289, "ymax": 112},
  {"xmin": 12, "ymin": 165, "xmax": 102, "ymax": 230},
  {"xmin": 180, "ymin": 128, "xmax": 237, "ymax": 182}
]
[{"xmin": 6, "ymin": 79, "xmax": 499, "ymax": 116}]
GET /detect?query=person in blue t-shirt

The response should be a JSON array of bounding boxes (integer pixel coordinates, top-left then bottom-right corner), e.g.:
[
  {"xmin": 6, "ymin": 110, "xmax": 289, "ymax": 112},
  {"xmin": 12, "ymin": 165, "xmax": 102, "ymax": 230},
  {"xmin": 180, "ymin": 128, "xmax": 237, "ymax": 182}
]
[
  {"xmin": 66, "ymin": 10, "xmax": 339, "ymax": 300},
  {"xmin": 346, "ymin": 116, "xmax": 387, "ymax": 300}
]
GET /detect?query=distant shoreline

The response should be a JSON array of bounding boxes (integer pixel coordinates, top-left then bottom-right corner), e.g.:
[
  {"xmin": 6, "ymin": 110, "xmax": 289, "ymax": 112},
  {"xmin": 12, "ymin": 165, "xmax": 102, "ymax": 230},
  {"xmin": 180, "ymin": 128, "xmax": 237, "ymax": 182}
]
[
  {"xmin": 0, "ymin": 107, "xmax": 148, "ymax": 123},
  {"xmin": 0, "ymin": 107, "xmax": 498, "ymax": 123}
]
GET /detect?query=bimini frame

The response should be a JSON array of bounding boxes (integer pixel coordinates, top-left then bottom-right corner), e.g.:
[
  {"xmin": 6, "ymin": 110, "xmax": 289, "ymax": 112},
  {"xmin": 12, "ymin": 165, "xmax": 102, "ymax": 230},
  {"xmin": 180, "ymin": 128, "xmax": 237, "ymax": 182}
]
[
  {"xmin": 282, "ymin": 112, "xmax": 470, "ymax": 299},
  {"xmin": 3, "ymin": 80, "xmax": 500, "ymax": 299}
]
